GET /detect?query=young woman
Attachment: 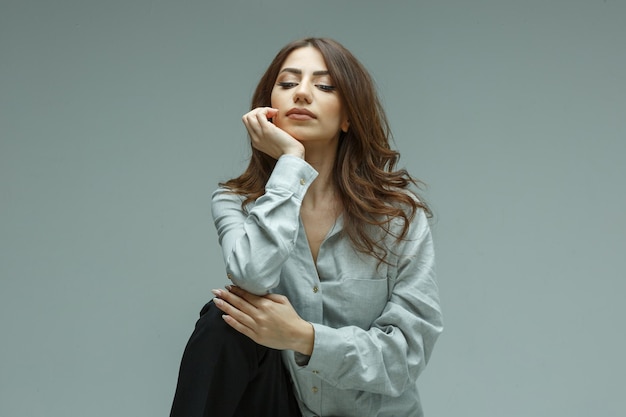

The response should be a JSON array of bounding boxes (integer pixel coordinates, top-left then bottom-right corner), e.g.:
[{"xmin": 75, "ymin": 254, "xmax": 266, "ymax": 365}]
[{"xmin": 170, "ymin": 37, "xmax": 443, "ymax": 417}]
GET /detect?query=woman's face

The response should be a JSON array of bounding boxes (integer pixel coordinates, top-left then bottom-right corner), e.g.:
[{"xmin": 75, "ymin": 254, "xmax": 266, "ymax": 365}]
[{"xmin": 271, "ymin": 46, "xmax": 349, "ymax": 143}]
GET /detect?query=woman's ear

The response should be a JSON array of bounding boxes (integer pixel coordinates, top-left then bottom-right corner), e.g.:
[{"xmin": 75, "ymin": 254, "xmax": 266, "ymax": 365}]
[{"xmin": 341, "ymin": 118, "xmax": 350, "ymax": 133}]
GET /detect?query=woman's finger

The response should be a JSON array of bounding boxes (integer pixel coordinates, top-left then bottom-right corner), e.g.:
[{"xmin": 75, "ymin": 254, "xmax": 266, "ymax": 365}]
[
  {"xmin": 242, "ymin": 112, "xmax": 262, "ymax": 138},
  {"xmin": 254, "ymin": 108, "xmax": 278, "ymax": 131},
  {"xmin": 226, "ymin": 285, "xmax": 276, "ymax": 310},
  {"xmin": 221, "ymin": 313, "xmax": 256, "ymax": 340},
  {"xmin": 242, "ymin": 108, "xmax": 265, "ymax": 134},
  {"xmin": 242, "ymin": 107, "xmax": 281, "ymax": 141},
  {"xmin": 211, "ymin": 292, "xmax": 257, "ymax": 330},
  {"xmin": 212, "ymin": 288, "xmax": 255, "ymax": 314},
  {"xmin": 243, "ymin": 108, "xmax": 274, "ymax": 128},
  {"xmin": 212, "ymin": 298, "xmax": 254, "ymax": 327},
  {"xmin": 262, "ymin": 292, "xmax": 289, "ymax": 304}
]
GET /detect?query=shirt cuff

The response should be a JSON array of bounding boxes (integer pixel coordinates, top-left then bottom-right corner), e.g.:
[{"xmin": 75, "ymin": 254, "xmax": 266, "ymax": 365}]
[
  {"xmin": 299, "ymin": 323, "xmax": 337, "ymax": 373},
  {"xmin": 265, "ymin": 155, "xmax": 318, "ymax": 200}
]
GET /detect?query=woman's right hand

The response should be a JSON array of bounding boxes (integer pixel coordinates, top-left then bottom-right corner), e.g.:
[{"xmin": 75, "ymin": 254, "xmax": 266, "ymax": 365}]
[{"xmin": 242, "ymin": 107, "xmax": 305, "ymax": 159}]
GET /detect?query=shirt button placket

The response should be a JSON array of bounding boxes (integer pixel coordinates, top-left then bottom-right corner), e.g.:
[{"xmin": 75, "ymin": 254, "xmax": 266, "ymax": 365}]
[{"xmin": 309, "ymin": 377, "xmax": 321, "ymax": 414}]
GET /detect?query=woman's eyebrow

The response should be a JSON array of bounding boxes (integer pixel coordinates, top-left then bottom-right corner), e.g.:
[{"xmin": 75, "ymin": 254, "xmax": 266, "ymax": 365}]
[{"xmin": 279, "ymin": 68, "xmax": 330, "ymax": 76}]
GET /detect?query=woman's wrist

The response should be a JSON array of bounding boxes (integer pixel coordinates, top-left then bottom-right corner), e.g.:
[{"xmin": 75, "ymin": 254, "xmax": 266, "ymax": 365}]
[
  {"xmin": 283, "ymin": 145, "xmax": 305, "ymax": 159},
  {"xmin": 292, "ymin": 320, "xmax": 314, "ymax": 356}
]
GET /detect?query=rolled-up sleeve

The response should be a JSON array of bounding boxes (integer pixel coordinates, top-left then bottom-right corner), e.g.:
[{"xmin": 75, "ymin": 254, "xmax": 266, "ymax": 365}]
[
  {"xmin": 302, "ymin": 210, "xmax": 443, "ymax": 396},
  {"xmin": 211, "ymin": 155, "xmax": 318, "ymax": 295}
]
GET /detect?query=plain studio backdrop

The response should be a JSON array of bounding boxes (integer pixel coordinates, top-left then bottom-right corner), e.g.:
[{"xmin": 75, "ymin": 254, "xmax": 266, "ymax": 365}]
[{"xmin": 1, "ymin": 1, "xmax": 624, "ymax": 416}]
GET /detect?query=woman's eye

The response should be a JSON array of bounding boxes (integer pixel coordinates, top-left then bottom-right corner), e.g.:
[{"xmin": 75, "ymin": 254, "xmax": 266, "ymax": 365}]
[
  {"xmin": 316, "ymin": 84, "xmax": 336, "ymax": 92},
  {"xmin": 278, "ymin": 82, "xmax": 298, "ymax": 89}
]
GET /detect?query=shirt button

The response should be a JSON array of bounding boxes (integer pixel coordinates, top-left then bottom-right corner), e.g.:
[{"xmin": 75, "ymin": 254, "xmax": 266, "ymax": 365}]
[
  {"xmin": 312, "ymin": 386, "xmax": 318, "ymax": 393},
  {"xmin": 312, "ymin": 286, "xmax": 319, "ymax": 293},
  {"xmin": 312, "ymin": 370, "xmax": 319, "ymax": 374},
  {"xmin": 300, "ymin": 178, "xmax": 306, "ymax": 185},
  {"xmin": 226, "ymin": 273, "xmax": 233, "ymax": 280}
]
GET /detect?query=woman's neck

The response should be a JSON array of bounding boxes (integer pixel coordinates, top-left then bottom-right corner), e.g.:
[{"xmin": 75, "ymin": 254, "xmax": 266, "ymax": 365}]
[{"xmin": 302, "ymin": 144, "xmax": 338, "ymax": 210}]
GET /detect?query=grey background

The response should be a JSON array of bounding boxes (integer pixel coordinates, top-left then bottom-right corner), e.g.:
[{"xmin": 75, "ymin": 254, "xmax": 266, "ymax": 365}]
[{"xmin": 1, "ymin": 0, "xmax": 624, "ymax": 416}]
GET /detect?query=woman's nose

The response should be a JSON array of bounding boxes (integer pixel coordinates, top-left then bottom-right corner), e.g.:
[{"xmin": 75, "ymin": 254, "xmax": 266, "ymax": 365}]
[{"xmin": 293, "ymin": 83, "xmax": 312, "ymax": 103}]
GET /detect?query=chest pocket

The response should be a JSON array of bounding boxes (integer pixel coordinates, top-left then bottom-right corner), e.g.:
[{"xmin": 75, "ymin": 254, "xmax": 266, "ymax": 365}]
[{"xmin": 323, "ymin": 276, "xmax": 390, "ymax": 329}]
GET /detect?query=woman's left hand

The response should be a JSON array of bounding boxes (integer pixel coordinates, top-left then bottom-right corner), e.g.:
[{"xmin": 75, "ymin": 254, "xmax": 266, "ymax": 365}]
[{"xmin": 212, "ymin": 286, "xmax": 314, "ymax": 355}]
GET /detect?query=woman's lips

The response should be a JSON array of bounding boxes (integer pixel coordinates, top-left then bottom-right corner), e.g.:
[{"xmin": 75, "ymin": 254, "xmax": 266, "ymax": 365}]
[{"xmin": 286, "ymin": 108, "xmax": 316, "ymax": 120}]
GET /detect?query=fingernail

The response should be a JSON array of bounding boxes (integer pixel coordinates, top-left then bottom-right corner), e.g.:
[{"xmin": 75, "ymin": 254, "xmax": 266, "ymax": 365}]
[
  {"xmin": 211, "ymin": 289, "xmax": 221, "ymax": 296},
  {"xmin": 225, "ymin": 285, "xmax": 233, "ymax": 291}
]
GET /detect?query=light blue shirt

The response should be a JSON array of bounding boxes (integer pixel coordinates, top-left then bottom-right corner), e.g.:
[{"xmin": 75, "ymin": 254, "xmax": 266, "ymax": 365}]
[{"xmin": 212, "ymin": 155, "xmax": 443, "ymax": 417}]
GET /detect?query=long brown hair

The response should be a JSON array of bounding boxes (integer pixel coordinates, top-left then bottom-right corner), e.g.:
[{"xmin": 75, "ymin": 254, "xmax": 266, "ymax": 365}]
[{"xmin": 221, "ymin": 37, "xmax": 431, "ymax": 264}]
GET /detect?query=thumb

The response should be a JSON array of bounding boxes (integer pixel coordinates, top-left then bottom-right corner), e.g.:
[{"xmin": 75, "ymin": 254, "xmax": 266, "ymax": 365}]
[{"xmin": 264, "ymin": 107, "xmax": 279, "ymax": 120}]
